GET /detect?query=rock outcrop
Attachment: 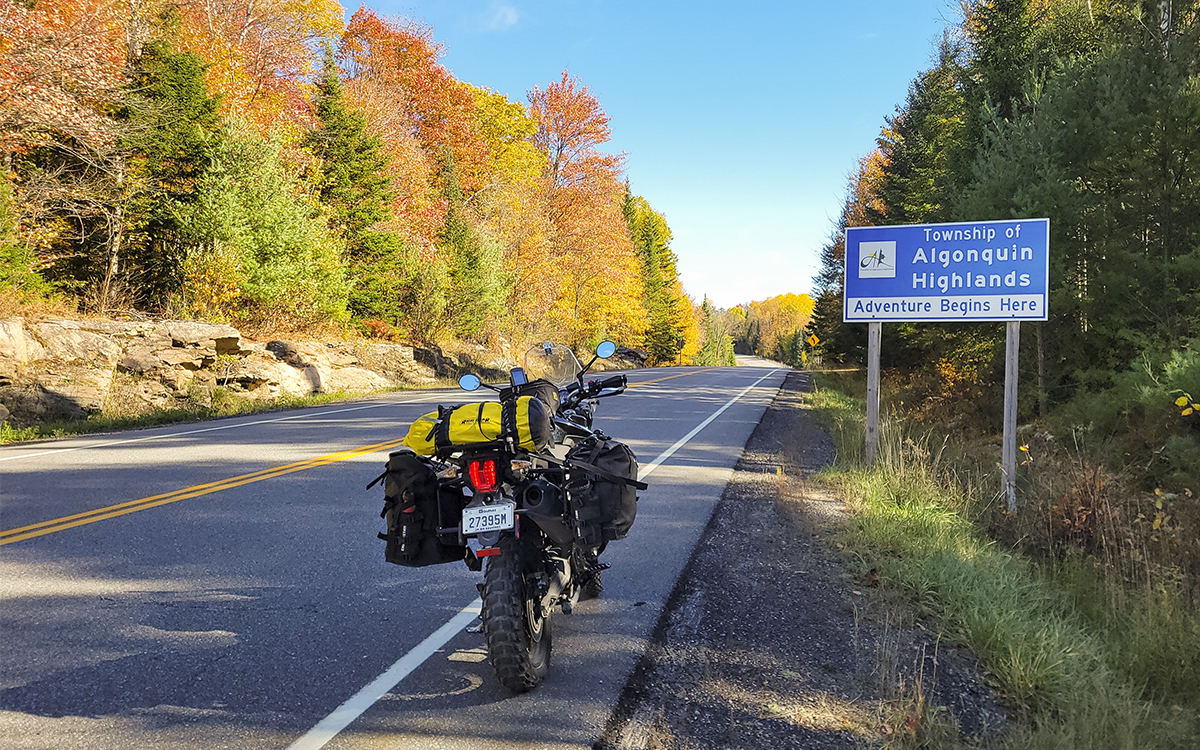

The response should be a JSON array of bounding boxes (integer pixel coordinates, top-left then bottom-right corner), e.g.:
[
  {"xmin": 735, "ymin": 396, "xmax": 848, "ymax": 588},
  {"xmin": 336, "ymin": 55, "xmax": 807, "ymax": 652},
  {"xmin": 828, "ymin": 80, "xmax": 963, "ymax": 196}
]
[{"xmin": 0, "ymin": 318, "xmax": 446, "ymax": 428}]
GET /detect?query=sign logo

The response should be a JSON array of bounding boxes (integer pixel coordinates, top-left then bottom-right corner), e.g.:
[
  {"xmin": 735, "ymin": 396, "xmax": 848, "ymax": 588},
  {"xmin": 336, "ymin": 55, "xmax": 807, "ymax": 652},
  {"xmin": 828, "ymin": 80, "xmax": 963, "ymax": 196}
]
[{"xmin": 858, "ymin": 241, "xmax": 896, "ymax": 278}]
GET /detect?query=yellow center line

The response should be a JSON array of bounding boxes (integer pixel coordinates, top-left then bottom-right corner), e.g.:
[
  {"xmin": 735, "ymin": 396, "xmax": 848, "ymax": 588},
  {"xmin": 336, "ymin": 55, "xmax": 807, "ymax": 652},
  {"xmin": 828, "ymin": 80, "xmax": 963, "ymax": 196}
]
[
  {"xmin": 3, "ymin": 368, "xmax": 722, "ymax": 546},
  {"xmin": 626, "ymin": 368, "xmax": 715, "ymax": 388},
  {"xmin": 0, "ymin": 437, "xmax": 408, "ymax": 547}
]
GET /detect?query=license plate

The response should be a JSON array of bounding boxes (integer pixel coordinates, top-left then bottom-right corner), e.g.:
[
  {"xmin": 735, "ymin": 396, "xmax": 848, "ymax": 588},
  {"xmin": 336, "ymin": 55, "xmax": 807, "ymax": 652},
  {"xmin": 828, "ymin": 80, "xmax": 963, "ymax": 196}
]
[{"xmin": 461, "ymin": 503, "xmax": 515, "ymax": 535}]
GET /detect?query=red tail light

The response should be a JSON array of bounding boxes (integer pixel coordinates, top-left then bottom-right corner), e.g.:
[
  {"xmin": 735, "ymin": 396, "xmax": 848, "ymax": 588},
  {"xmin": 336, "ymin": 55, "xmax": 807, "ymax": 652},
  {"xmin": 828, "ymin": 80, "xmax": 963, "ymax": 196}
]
[{"xmin": 468, "ymin": 459, "xmax": 498, "ymax": 493}]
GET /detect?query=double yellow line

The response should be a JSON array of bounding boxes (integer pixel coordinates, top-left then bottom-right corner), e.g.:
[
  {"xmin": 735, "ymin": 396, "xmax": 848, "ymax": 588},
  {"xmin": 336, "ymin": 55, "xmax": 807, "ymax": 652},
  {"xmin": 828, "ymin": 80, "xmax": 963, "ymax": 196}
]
[
  {"xmin": 0, "ymin": 437, "xmax": 408, "ymax": 547},
  {"xmin": 1, "ymin": 367, "xmax": 716, "ymax": 547},
  {"xmin": 627, "ymin": 368, "xmax": 714, "ymax": 388}
]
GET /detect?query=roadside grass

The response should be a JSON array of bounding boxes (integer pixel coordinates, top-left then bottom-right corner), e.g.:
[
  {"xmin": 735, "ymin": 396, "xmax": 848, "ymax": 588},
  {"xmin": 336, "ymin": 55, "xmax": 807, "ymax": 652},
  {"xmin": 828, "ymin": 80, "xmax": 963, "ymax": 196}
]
[
  {"xmin": 807, "ymin": 371, "xmax": 1200, "ymax": 749},
  {"xmin": 0, "ymin": 383, "xmax": 441, "ymax": 445}
]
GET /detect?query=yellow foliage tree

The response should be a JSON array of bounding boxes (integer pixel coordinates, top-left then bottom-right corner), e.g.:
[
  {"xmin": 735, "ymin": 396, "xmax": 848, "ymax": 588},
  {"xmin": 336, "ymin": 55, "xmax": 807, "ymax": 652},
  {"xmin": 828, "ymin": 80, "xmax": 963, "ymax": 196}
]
[
  {"xmin": 175, "ymin": 0, "xmax": 343, "ymax": 131},
  {"xmin": 529, "ymin": 71, "xmax": 646, "ymax": 349},
  {"xmin": 746, "ymin": 293, "xmax": 815, "ymax": 360}
]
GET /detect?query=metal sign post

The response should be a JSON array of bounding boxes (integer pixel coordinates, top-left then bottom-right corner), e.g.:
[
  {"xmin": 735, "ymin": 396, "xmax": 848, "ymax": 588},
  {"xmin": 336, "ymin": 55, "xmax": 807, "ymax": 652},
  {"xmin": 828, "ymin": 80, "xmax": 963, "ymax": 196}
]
[
  {"xmin": 843, "ymin": 219, "xmax": 1050, "ymax": 504},
  {"xmin": 866, "ymin": 322, "xmax": 881, "ymax": 464},
  {"xmin": 1003, "ymin": 322, "xmax": 1020, "ymax": 511}
]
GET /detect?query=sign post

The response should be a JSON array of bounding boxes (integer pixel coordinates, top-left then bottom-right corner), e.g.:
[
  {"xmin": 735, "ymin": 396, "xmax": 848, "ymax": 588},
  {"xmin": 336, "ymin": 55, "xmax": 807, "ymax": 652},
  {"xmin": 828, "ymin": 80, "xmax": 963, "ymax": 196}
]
[
  {"xmin": 866, "ymin": 322, "xmax": 881, "ymax": 464},
  {"xmin": 843, "ymin": 219, "xmax": 1049, "ymax": 506},
  {"xmin": 1003, "ymin": 322, "xmax": 1020, "ymax": 511}
]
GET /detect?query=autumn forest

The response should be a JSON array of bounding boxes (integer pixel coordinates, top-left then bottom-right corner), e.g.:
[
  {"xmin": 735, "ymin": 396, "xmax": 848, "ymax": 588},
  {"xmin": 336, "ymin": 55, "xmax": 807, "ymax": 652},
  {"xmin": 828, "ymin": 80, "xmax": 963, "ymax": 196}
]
[{"xmin": 0, "ymin": 0, "xmax": 817, "ymax": 367}]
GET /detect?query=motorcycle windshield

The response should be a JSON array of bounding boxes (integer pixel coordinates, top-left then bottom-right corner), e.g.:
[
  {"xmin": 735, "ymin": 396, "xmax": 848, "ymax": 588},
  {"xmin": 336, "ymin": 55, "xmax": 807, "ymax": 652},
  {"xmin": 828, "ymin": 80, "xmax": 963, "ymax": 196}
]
[{"xmin": 523, "ymin": 343, "xmax": 582, "ymax": 387}]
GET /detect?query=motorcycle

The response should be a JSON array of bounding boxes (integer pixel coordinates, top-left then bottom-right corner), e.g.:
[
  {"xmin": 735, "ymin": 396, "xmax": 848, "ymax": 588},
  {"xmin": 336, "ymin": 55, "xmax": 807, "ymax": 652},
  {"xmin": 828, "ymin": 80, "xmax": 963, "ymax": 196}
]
[{"xmin": 372, "ymin": 341, "xmax": 645, "ymax": 692}]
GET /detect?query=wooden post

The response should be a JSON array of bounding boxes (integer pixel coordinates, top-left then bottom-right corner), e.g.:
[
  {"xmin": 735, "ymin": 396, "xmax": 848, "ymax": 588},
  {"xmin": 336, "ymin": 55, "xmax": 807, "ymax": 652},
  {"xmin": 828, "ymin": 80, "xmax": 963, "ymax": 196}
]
[
  {"xmin": 1003, "ymin": 322, "xmax": 1020, "ymax": 512},
  {"xmin": 866, "ymin": 322, "xmax": 881, "ymax": 466}
]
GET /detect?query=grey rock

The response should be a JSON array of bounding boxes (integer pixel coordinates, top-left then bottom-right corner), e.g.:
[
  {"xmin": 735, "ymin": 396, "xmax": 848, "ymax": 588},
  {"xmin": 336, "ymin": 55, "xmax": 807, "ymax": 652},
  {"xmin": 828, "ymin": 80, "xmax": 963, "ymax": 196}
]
[
  {"xmin": 0, "ymin": 318, "xmax": 46, "ymax": 367},
  {"xmin": 266, "ymin": 340, "xmax": 299, "ymax": 362},
  {"xmin": 354, "ymin": 342, "xmax": 436, "ymax": 384},
  {"xmin": 117, "ymin": 347, "xmax": 163, "ymax": 375},
  {"xmin": 0, "ymin": 317, "xmax": 438, "ymax": 427},
  {"xmin": 31, "ymin": 321, "xmax": 122, "ymax": 364},
  {"xmin": 322, "ymin": 366, "xmax": 391, "ymax": 393},
  {"xmin": 614, "ymin": 346, "xmax": 649, "ymax": 367},
  {"xmin": 0, "ymin": 385, "xmax": 88, "ymax": 424},
  {"xmin": 164, "ymin": 321, "xmax": 242, "ymax": 354},
  {"xmin": 413, "ymin": 345, "xmax": 458, "ymax": 377},
  {"xmin": 154, "ymin": 346, "xmax": 206, "ymax": 370}
]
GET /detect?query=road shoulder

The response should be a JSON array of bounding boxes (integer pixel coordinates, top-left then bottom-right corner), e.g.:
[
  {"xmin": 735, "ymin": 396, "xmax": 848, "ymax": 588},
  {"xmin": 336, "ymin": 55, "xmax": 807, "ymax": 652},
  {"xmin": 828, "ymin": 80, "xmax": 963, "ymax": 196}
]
[{"xmin": 597, "ymin": 370, "xmax": 1007, "ymax": 749}]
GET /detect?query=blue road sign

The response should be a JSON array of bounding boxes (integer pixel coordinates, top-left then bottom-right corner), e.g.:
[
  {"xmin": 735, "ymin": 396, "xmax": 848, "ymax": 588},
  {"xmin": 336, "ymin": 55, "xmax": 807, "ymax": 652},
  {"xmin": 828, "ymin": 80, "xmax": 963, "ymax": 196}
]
[{"xmin": 843, "ymin": 218, "xmax": 1049, "ymax": 322}]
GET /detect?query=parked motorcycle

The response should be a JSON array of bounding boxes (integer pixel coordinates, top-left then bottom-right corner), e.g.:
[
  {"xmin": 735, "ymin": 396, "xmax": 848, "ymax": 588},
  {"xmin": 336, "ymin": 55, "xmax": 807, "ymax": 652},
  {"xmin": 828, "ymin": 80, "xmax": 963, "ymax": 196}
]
[{"xmin": 371, "ymin": 341, "xmax": 645, "ymax": 692}]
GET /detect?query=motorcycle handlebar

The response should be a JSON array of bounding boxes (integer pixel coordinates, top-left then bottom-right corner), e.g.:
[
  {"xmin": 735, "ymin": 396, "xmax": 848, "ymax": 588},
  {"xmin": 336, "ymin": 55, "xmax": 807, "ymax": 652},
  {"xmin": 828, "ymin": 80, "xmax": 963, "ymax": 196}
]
[
  {"xmin": 600, "ymin": 374, "xmax": 627, "ymax": 389},
  {"xmin": 558, "ymin": 373, "xmax": 626, "ymax": 412},
  {"xmin": 587, "ymin": 374, "xmax": 626, "ymax": 395}
]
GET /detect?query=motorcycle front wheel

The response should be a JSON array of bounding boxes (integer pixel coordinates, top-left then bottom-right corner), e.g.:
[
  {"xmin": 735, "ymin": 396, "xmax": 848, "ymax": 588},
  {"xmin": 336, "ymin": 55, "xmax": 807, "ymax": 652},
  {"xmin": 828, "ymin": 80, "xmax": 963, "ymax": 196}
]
[{"xmin": 482, "ymin": 534, "xmax": 551, "ymax": 692}]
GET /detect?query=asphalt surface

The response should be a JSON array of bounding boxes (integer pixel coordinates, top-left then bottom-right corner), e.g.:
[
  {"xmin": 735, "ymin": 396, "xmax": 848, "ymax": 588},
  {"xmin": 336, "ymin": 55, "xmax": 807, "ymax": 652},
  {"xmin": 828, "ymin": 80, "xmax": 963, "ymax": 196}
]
[
  {"xmin": 0, "ymin": 358, "xmax": 786, "ymax": 749},
  {"xmin": 596, "ymin": 371, "xmax": 1008, "ymax": 749}
]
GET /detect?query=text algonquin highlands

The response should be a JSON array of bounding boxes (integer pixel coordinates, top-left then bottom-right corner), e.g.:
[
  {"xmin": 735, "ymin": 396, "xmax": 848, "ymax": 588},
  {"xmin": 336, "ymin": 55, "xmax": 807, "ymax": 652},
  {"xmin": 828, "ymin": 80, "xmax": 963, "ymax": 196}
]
[
  {"xmin": 844, "ymin": 218, "xmax": 1049, "ymax": 322},
  {"xmin": 0, "ymin": 1, "xmax": 738, "ymax": 366}
]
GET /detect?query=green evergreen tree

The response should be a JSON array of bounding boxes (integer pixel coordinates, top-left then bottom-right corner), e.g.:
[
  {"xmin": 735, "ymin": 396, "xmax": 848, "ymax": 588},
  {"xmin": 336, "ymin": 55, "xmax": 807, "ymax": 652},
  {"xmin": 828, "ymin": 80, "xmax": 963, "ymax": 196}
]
[
  {"xmin": 178, "ymin": 123, "xmax": 350, "ymax": 324},
  {"xmin": 964, "ymin": 0, "xmax": 1033, "ymax": 123},
  {"xmin": 438, "ymin": 151, "xmax": 506, "ymax": 339},
  {"xmin": 877, "ymin": 38, "xmax": 971, "ymax": 226},
  {"xmin": 305, "ymin": 52, "xmax": 391, "ymax": 257},
  {"xmin": 961, "ymin": 2, "xmax": 1200, "ymax": 407},
  {"xmin": 693, "ymin": 298, "xmax": 736, "ymax": 366},
  {"xmin": 808, "ymin": 204, "xmax": 865, "ymax": 365},
  {"xmin": 623, "ymin": 187, "xmax": 685, "ymax": 364},
  {"xmin": 124, "ymin": 40, "xmax": 223, "ymax": 306}
]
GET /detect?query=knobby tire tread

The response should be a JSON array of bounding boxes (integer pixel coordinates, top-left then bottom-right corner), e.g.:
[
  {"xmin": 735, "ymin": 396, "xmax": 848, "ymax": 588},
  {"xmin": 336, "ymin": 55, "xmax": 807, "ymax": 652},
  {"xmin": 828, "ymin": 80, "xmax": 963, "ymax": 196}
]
[
  {"xmin": 482, "ymin": 535, "xmax": 550, "ymax": 693},
  {"xmin": 582, "ymin": 569, "xmax": 603, "ymax": 599}
]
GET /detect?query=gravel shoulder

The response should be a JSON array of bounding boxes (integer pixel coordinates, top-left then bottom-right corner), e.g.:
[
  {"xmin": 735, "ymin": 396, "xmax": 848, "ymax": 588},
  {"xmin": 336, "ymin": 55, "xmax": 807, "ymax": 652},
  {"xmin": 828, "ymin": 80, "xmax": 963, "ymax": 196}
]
[{"xmin": 596, "ymin": 370, "xmax": 1008, "ymax": 749}]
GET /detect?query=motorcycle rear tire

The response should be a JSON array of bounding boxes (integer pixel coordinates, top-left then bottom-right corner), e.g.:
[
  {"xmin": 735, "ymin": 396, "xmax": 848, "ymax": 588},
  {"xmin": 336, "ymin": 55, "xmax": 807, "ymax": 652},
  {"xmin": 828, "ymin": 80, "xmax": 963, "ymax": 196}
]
[{"xmin": 482, "ymin": 535, "xmax": 551, "ymax": 692}]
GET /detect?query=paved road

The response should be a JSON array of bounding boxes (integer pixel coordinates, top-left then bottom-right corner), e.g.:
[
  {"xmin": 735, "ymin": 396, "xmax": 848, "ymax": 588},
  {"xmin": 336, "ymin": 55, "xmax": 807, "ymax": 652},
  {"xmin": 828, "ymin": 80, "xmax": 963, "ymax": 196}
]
[{"xmin": 0, "ymin": 359, "xmax": 786, "ymax": 749}]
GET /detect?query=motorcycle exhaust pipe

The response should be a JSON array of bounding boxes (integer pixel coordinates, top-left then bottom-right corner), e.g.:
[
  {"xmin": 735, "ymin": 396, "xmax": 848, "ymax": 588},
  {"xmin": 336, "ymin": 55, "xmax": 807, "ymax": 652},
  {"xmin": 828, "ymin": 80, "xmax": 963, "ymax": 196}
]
[
  {"xmin": 521, "ymin": 481, "xmax": 558, "ymax": 512},
  {"xmin": 521, "ymin": 480, "xmax": 573, "ymax": 545}
]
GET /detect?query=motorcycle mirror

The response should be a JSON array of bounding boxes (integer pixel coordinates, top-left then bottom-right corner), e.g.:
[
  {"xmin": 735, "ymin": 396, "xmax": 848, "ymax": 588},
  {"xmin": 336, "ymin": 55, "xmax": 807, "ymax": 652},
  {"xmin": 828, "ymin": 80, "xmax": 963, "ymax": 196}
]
[
  {"xmin": 595, "ymin": 340, "xmax": 617, "ymax": 359},
  {"xmin": 458, "ymin": 373, "xmax": 482, "ymax": 391}
]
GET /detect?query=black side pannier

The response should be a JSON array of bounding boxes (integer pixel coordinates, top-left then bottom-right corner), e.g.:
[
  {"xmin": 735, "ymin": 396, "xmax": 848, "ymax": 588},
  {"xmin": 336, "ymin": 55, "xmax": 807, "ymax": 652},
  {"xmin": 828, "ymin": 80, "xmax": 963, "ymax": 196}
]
[
  {"xmin": 567, "ymin": 437, "xmax": 647, "ymax": 545},
  {"xmin": 371, "ymin": 449, "xmax": 465, "ymax": 567},
  {"xmin": 500, "ymin": 378, "xmax": 561, "ymax": 412}
]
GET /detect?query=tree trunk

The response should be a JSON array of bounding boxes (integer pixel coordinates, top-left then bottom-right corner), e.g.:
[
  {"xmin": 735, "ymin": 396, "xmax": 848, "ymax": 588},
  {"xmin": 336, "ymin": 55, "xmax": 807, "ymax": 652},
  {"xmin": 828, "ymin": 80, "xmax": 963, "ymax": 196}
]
[{"xmin": 99, "ymin": 164, "xmax": 127, "ymax": 314}]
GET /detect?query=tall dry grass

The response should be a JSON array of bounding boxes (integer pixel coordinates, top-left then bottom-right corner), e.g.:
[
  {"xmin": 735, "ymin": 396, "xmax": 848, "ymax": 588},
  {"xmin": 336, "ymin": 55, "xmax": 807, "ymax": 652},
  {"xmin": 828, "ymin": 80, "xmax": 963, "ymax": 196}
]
[{"xmin": 808, "ymin": 371, "xmax": 1200, "ymax": 748}]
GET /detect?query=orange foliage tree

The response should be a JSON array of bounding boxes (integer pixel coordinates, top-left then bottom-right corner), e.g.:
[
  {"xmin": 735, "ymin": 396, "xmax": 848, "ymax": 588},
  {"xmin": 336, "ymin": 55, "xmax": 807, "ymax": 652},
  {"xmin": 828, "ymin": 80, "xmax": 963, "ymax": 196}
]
[
  {"xmin": 175, "ymin": 0, "xmax": 343, "ymax": 130},
  {"xmin": 338, "ymin": 7, "xmax": 503, "ymax": 256},
  {"xmin": 0, "ymin": 0, "xmax": 126, "ymax": 155},
  {"xmin": 3, "ymin": 2, "xmax": 669, "ymax": 350},
  {"xmin": 528, "ymin": 70, "xmax": 645, "ymax": 348}
]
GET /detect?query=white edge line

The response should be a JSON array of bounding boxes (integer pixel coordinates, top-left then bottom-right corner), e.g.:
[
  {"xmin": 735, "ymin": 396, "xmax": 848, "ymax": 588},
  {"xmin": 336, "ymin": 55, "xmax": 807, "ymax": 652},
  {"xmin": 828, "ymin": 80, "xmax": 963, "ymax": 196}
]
[
  {"xmin": 0, "ymin": 393, "xmax": 454, "ymax": 463},
  {"xmin": 1, "ymin": 367, "xmax": 737, "ymax": 464},
  {"xmin": 287, "ymin": 598, "xmax": 483, "ymax": 750},
  {"xmin": 285, "ymin": 367, "xmax": 783, "ymax": 748},
  {"xmin": 638, "ymin": 368, "xmax": 782, "ymax": 480}
]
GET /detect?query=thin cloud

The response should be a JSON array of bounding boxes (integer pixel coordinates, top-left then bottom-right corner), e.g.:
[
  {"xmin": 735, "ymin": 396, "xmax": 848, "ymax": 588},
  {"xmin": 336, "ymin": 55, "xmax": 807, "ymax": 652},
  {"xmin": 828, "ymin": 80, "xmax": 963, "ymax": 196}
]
[{"xmin": 483, "ymin": 2, "xmax": 519, "ymax": 31}]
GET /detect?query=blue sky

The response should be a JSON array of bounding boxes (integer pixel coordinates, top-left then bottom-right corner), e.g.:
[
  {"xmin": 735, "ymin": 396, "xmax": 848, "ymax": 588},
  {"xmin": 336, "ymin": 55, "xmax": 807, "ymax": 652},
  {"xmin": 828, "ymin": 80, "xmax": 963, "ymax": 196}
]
[{"xmin": 372, "ymin": 0, "xmax": 961, "ymax": 308}]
